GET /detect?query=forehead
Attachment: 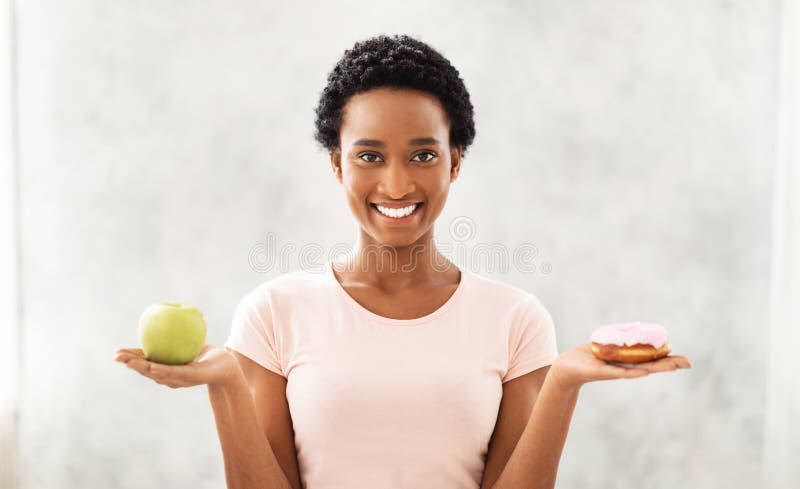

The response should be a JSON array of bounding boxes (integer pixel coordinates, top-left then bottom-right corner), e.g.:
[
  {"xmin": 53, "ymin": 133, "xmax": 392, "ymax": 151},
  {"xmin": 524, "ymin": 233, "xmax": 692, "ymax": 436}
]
[{"xmin": 340, "ymin": 88, "xmax": 450, "ymax": 143}]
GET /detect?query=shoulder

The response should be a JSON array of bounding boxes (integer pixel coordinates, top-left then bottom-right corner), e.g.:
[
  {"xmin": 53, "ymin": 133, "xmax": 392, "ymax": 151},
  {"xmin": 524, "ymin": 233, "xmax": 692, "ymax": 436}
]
[
  {"xmin": 464, "ymin": 269, "xmax": 543, "ymax": 309},
  {"xmin": 462, "ymin": 269, "xmax": 554, "ymax": 328}
]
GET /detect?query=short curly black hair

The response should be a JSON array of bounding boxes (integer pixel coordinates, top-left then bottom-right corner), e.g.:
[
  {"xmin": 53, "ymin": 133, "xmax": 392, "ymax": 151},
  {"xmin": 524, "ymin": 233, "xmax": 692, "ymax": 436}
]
[{"xmin": 313, "ymin": 34, "xmax": 476, "ymax": 157}]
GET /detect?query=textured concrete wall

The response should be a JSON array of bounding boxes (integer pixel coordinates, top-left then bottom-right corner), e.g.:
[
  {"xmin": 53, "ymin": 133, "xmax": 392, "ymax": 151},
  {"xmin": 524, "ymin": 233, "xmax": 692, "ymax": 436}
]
[{"xmin": 14, "ymin": 1, "xmax": 775, "ymax": 488}]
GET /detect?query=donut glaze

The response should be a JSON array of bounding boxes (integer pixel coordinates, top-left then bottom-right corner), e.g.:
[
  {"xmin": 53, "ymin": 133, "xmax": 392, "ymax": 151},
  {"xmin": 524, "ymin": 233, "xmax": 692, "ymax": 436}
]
[{"xmin": 590, "ymin": 322, "xmax": 671, "ymax": 363}]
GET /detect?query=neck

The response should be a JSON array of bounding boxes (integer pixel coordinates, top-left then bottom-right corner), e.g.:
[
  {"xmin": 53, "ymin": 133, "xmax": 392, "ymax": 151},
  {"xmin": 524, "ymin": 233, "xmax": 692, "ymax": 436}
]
[{"xmin": 335, "ymin": 228, "xmax": 456, "ymax": 289}]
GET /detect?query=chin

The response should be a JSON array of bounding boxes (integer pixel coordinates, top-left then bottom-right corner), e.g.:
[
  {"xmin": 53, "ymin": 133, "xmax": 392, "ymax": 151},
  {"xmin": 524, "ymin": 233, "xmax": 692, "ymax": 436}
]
[
  {"xmin": 368, "ymin": 229, "xmax": 424, "ymax": 249},
  {"xmin": 374, "ymin": 235, "xmax": 418, "ymax": 249}
]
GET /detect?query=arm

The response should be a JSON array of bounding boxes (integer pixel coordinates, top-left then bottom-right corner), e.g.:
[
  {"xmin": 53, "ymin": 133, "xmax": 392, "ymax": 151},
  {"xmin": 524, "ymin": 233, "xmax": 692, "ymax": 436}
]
[
  {"xmin": 488, "ymin": 368, "xmax": 580, "ymax": 489},
  {"xmin": 489, "ymin": 343, "xmax": 691, "ymax": 489},
  {"xmin": 115, "ymin": 344, "xmax": 297, "ymax": 489},
  {"xmin": 480, "ymin": 366, "xmax": 550, "ymax": 489},
  {"xmin": 208, "ymin": 367, "xmax": 294, "ymax": 489}
]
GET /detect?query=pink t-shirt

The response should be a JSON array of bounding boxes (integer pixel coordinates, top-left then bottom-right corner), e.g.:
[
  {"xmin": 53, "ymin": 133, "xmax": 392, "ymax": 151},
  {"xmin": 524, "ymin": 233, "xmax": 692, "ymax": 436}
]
[{"xmin": 224, "ymin": 260, "xmax": 559, "ymax": 489}]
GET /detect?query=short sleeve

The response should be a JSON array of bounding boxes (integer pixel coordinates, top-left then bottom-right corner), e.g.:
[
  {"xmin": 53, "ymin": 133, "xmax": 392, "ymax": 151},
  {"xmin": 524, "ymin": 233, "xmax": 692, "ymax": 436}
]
[
  {"xmin": 502, "ymin": 295, "xmax": 559, "ymax": 383},
  {"xmin": 224, "ymin": 285, "xmax": 285, "ymax": 377}
]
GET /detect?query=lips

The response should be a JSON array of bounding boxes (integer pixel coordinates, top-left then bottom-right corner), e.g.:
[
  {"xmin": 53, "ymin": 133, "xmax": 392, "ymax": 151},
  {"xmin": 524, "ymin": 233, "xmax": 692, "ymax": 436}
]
[
  {"xmin": 369, "ymin": 202, "xmax": 424, "ymax": 221},
  {"xmin": 370, "ymin": 201, "xmax": 423, "ymax": 208}
]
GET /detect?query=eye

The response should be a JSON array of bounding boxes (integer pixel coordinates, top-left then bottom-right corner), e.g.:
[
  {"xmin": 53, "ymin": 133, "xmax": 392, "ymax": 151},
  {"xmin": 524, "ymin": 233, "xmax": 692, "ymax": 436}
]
[
  {"xmin": 357, "ymin": 152, "xmax": 383, "ymax": 163},
  {"xmin": 356, "ymin": 151, "xmax": 437, "ymax": 164},
  {"xmin": 413, "ymin": 151, "xmax": 437, "ymax": 163}
]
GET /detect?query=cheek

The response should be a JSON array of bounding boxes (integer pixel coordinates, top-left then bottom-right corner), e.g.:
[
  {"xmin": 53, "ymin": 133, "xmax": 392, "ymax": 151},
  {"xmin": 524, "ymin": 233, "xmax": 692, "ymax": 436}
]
[
  {"xmin": 425, "ymin": 174, "xmax": 451, "ymax": 201},
  {"xmin": 422, "ymin": 179, "xmax": 451, "ymax": 215},
  {"xmin": 342, "ymin": 171, "xmax": 373, "ymax": 204}
]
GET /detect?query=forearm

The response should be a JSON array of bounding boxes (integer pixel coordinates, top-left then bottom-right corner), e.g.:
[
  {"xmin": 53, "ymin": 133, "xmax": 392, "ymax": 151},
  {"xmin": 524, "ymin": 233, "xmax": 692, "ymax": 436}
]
[
  {"xmin": 491, "ymin": 369, "xmax": 581, "ymax": 489},
  {"xmin": 208, "ymin": 371, "xmax": 293, "ymax": 489}
]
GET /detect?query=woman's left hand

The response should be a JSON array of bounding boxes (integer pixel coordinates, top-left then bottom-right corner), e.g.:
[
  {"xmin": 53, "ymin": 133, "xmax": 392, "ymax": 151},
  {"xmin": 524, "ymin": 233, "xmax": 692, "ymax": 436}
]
[{"xmin": 548, "ymin": 342, "xmax": 692, "ymax": 392}]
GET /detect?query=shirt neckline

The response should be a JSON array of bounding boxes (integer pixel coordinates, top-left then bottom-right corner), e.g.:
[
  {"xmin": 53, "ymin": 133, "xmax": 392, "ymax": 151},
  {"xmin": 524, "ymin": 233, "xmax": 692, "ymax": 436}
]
[{"xmin": 325, "ymin": 259, "xmax": 470, "ymax": 326}]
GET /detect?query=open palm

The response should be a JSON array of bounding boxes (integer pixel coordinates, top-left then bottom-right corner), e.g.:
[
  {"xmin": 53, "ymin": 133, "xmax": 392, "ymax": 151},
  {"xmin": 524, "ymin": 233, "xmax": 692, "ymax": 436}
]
[
  {"xmin": 551, "ymin": 342, "xmax": 692, "ymax": 390},
  {"xmin": 115, "ymin": 344, "xmax": 240, "ymax": 388}
]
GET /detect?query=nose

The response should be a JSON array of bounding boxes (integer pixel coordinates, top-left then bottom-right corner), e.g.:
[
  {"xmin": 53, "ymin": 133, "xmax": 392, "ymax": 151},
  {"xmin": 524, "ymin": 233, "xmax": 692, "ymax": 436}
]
[{"xmin": 377, "ymin": 161, "xmax": 415, "ymax": 198}]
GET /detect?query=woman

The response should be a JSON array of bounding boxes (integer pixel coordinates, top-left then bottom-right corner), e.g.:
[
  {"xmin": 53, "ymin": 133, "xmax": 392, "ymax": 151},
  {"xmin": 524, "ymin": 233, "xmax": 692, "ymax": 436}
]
[{"xmin": 116, "ymin": 34, "xmax": 691, "ymax": 489}]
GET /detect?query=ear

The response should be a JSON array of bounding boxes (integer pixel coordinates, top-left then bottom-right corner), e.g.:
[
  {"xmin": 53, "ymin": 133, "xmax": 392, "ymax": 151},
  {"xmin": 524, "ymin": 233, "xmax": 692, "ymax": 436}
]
[
  {"xmin": 449, "ymin": 146, "xmax": 462, "ymax": 183},
  {"xmin": 330, "ymin": 148, "xmax": 343, "ymax": 184}
]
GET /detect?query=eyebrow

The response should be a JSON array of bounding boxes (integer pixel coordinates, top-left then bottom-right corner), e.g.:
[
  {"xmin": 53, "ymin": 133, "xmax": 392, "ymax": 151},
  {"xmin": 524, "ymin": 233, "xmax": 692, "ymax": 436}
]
[{"xmin": 352, "ymin": 137, "xmax": 441, "ymax": 148}]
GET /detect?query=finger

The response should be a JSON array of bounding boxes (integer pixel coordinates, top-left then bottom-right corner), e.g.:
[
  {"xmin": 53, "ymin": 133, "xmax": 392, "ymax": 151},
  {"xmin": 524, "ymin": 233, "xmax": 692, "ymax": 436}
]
[
  {"xmin": 667, "ymin": 355, "xmax": 692, "ymax": 368},
  {"xmin": 152, "ymin": 374, "xmax": 182, "ymax": 389},
  {"xmin": 117, "ymin": 348, "xmax": 145, "ymax": 357},
  {"xmin": 145, "ymin": 366, "xmax": 177, "ymax": 386},
  {"xmin": 115, "ymin": 348, "xmax": 146, "ymax": 363},
  {"xmin": 149, "ymin": 363, "xmax": 199, "ymax": 387},
  {"xmin": 637, "ymin": 355, "xmax": 692, "ymax": 373},
  {"xmin": 121, "ymin": 352, "xmax": 201, "ymax": 388},
  {"xmin": 116, "ymin": 352, "xmax": 148, "ymax": 364},
  {"xmin": 152, "ymin": 376, "xmax": 183, "ymax": 389},
  {"xmin": 126, "ymin": 360, "xmax": 183, "ymax": 388},
  {"xmin": 598, "ymin": 363, "xmax": 650, "ymax": 379},
  {"xmin": 115, "ymin": 352, "xmax": 136, "ymax": 363},
  {"xmin": 125, "ymin": 359, "xmax": 153, "ymax": 375}
]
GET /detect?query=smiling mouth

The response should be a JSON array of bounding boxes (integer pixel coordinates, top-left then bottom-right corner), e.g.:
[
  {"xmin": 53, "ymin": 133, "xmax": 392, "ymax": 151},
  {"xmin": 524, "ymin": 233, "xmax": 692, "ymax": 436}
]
[{"xmin": 369, "ymin": 202, "xmax": 423, "ymax": 219}]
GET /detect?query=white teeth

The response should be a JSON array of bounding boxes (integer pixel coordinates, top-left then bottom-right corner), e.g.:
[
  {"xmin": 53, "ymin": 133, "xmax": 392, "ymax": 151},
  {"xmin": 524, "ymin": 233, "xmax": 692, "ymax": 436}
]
[{"xmin": 375, "ymin": 204, "xmax": 418, "ymax": 218}]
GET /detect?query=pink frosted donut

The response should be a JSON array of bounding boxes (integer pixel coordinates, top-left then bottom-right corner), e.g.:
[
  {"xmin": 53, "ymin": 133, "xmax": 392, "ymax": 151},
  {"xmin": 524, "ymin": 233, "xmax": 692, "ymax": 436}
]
[{"xmin": 590, "ymin": 322, "xmax": 671, "ymax": 363}]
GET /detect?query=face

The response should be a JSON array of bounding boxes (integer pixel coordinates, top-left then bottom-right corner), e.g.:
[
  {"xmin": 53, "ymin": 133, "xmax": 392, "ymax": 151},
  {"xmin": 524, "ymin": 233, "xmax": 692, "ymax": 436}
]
[{"xmin": 330, "ymin": 87, "xmax": 462, "ymax": 249}]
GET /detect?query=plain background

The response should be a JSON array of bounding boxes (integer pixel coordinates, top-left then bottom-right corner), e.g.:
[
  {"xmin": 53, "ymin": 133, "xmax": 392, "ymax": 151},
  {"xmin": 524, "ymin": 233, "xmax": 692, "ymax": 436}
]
[{"xmin": 2, "ymin": 0, "xmax": 791, "ymax": 488}]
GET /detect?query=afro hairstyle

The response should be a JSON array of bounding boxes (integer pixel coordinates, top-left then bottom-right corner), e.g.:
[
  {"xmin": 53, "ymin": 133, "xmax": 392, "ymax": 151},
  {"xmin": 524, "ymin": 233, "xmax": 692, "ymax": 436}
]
[{"xmin": 313, "ymin": 34, "xmax": 476, "ymax": 157}]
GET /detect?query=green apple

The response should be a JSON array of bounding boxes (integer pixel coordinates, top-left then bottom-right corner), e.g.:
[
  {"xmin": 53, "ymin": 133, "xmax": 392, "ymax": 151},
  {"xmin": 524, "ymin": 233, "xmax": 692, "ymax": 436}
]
[{"xmin": 138, "ymin": 302, "xmax": 207, "ymax": 365}]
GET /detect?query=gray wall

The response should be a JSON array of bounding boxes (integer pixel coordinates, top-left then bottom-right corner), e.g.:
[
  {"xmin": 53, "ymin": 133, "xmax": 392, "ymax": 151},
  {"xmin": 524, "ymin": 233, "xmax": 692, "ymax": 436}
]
[{"xmin": 12, "ymin": 1, "xmax": 776, "ymax": 488}]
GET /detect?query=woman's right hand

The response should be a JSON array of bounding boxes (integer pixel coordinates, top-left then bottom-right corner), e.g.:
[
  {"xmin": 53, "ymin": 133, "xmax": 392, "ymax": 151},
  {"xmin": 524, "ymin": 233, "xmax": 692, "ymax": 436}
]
[{"xmin": 115, "ymin": 344, "xmax": 242, "ymax": 389}]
